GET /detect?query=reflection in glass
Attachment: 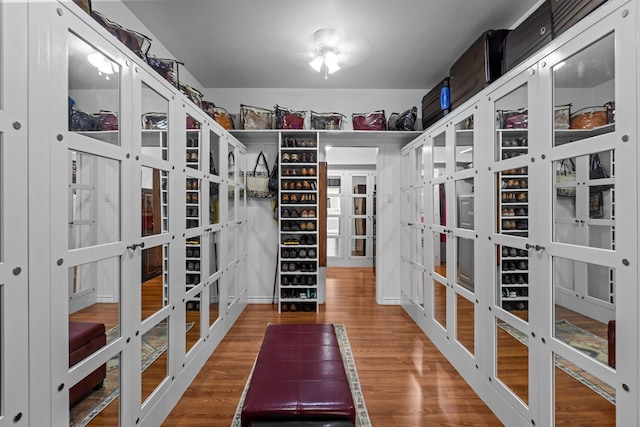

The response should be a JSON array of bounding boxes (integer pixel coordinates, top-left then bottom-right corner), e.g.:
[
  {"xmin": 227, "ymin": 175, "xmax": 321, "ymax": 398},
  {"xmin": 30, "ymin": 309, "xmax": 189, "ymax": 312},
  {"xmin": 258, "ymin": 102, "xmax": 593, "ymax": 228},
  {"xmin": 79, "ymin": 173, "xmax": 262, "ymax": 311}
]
[
  {"xmin": 433, "ymin": 132, "xmax": 446, "ymax": 178},
  {"xmin": 496, "ymin": 317, "xmax": 529, "ymax": 405},
  {"xmin": 227, "ymin": 144, "xmax": 235, "ymax": 182},
  {"xmin": 415, "ymin": 145, "xmax": 425, "ymax": 182},
  {"xmin": 68, "ymin": 257, "xmax": 121, "ymax": 355},
  {"xmin": 433, "ymin": 183, "xmax": 446, "ymax": 226},
  {"xmin": 228, "ymin": 184, "xmax": 236, "ymax": 222},
  {"xmin": 414, "ymin": 267, "xmax": 425, "ymax": 308},
  {"xmin": 415, "ymin": 187, "xmax": 425, "ymax": 224},
  {"xmin": 352, "ymin": 196, "xmax": 366, "ymax": 215},
  {"xmin": 227, "ymin": 264, "xmax": 236, "ymax": 307},
  {"xmin": 327, "ymin": 237, "xmax": 341, "ymax": 258},
  {"xmin": 186, "ymin": 293, "xmax": 201, "ymax": 354},
  {"xmin": 498, "ymin": 244, "xmax": 529, "ymax": 321},
  {"xmin": 554, "ymin": 257, "xmax": 615, "ymax": 368},
  {"xmin": 352, "ymin": 175, "xmax": 367, "ymax": 195},
  {"xmin": 209, "ymin": 279, "xmax": 220, "ymax": 327},
  {"xmin": 456, "ymin": 178, "xmax": 474, "ymax": 230},
  {"xmin": 494, "ymin": 83, "xmax": 528, "ymax": 163},
  {"xmin": 141, "ymin": 244, "xmax": 169, "ymax": 321},
  {"xmin": 456, "ymin": 294, "xmax": 475, "ymax": 356},
  {"xmin": 141, "ymin": 320, "xmax": 169, "ymax": 404},
  {"xmin": 553, "ymin": 151, "xmax": 614, "ymax": 248},
  {"xmin": 70, "ymin": 151, "xmax": 121, "ymax": 249},
  {"xmin": 554, "ymin": 354, "xmax": 615, "ymax": 425},
  {"xmin": 227, "ymin": 225, "xmax": 237, "ymax": 264},
  {"xmin": 433, "ymin": 232, "xmax": 446, "ymax": 278},
  {"xmin": 351, "ymin": 238, "xmax": 366, "ymax": 257},
  {"xmin": 69, "ymin": 353, "xmax": 120, "ymax": 424},
  {"xmin": 456, "ymin": 237, "xmax": 474, "ymax": 292},
  {"xmin": 455, "ymin": 115, "xmax": 474, "ymax": 171},
  {"xmin": 553, "ymin": 32, "xmax": 615, "ymax": 147},
  {"xmin": 68, "ymin": 32, "xmax": 120, "ymax": 145},
  {"xmin": 141, "ymin": 166, "xmax": 168, "ymax": 237},
  {"xmin": 186, "ymin": 115, "xmax": 201, "ymax": 170},
  {"xmin": 186, "ymin": 178, "xmax": 200, "ymax": 229},
  {"xmin": 141, "ymin": 82, "xmax": 169, "ymax": 161},
  {"xmin": 210, "ymin": 130, "xmax": 220, "ymax": 176},
  {"xmin": 209, "ymin": 231, "xmax": 220, "ymax": 277},
  {"xmin": 498, "ymin": 168, "xmax": 529, "ymax": 238},
  {"xmin": 209, "ymin": 182, "xmax": 219, "ymax": 225},
  {"xmin": 186, "ymin": 237, "xmax": 201, "ymax": 289},
  {"xmin": 353, "ymin": 217, "xmax": 366, "ymax": 237},
  {"xmin": 433, "ymin": 279, "xmax": 447, "ymax": 329}
]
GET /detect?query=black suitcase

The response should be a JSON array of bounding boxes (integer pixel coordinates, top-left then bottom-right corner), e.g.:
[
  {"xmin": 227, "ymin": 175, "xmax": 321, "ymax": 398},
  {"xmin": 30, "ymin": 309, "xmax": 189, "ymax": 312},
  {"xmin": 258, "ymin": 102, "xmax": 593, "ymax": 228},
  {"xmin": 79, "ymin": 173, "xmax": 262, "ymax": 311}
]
[
  {"xmin": 504, "ymin": 0, "xmax": 553, "ymax": 72},
  {"xmin": 449, "ymin": 30, "xmax": 510, "ymax": 110},
  {"xmin": 551, "ymin": 0, "xmax": 608, "ymax": 36},
  {"xmin": 422, "ymin": 78, "xmax": 450, "ymax": 129}
]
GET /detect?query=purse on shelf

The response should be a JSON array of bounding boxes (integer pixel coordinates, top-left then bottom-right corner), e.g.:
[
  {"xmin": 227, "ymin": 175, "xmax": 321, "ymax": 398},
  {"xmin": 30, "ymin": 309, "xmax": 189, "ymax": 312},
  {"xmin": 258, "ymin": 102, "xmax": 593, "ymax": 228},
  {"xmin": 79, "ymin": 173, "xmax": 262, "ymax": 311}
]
[
  {"xmin": 246, "ymin": 151, "xmax": 271, "ymax": 198},
  {"xmin": 310, "ymin": 111, "xmax": 345, "ymax": 130},
  {"xmin": 570, "ymin": 106, "xmax": 608, "ymax": 129},
  {"xmin": 497, "ymin": 108, "xmax": 528, "ymax": 129},
  {"xmin": 352, "ymin": 110, "xmax": 386, "ymax": 130},
  {"xmin": 91, "ymin": 10, "xmax": 151, "ymax": 60},
  {"xmin": 147, "ymin": 56, "xmax": 181, "ymax": 88},
  {"xmin": 388, "ymin": 107, "xmax": 417, "ymax": 131},
  {"xmin": 275, "ymin": 105, "xmax": 306, "ymax": 129},
  {"xmin": 556, "ymin": 158, "xmax": 576, "ymax": 197},
  {"xmin": 142, "ymin": 112, "xmax": 167, "ymax": 130},
  {"xmin": 213, "ymin": 107, "xmax": 235, "ymax": 130},
  {"xmin": 240, "ymin": 104, "xmax": 274, "ymax": 130}
]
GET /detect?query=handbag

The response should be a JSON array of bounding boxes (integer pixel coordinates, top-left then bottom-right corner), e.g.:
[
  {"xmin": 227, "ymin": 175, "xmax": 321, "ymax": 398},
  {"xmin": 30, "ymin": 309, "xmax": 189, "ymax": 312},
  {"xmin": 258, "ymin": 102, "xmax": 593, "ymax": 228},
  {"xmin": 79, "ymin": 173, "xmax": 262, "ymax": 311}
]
[
  {"xmin": 147, "ymin": 56, "xmax": 181, "ymax": 88},
  {"xmin": 268, "ymin": 158, "xmax": 279, "ymax": 197},
  {"xmin": 388, "ymin": 107, "xmax": 417, "ymax": 131},
  {"xmin": 91, "ymin": 11, "xmax": 151, "ymax": 60},
  {"xmin": 589, "ymin": 190, "xmax": 604, "ymax": 218},
  {"xmin": 246, "ymin": 151, "xmax": 271, "ymax": 198},
  {"xmin": 310, "ymin": 111, "xmax": 345, "ymax": 130},
  {"xmin": 275, "ymin": 105, "xmax": 306, "ymax": 129},
  {"xmin": 352, "ymin": 110, "xmax": 386, "ymax": 130},
  {"xmin": 590, "ymin": 153, "xmax": 609, "ymax": 180},
  {"xmin": 556, "ymin": 158, "xmax": 576, "ymax": 197},
  {"xmin": 240, "ymin": 104, "xmax": 274, "ymax": 130},
  {"xmin": 228, "ymin": 152, "xmax": 235, "ymax": 199}
]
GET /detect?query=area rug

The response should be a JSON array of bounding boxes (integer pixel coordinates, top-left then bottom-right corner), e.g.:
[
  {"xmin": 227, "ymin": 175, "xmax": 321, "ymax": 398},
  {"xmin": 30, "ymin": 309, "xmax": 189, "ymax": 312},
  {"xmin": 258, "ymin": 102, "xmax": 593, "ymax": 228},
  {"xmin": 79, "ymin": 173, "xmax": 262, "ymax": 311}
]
[
  {"xmin": 70, "ymin": 322, "xmax": 194, "ymax": 427},
  {"xmin": 231, "ymin": 324, "xmax": 372, "ymax": 427},
  {"xmin": 498, "ymin": 319, "xmax": 615, "ymax": 404}
]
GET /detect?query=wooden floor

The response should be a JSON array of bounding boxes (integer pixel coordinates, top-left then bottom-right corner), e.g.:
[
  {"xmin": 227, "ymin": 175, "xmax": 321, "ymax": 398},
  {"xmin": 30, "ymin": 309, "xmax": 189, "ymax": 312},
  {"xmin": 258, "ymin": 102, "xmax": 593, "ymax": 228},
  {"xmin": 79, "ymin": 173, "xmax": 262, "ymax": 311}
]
[
  {"xmin": 70, "ymin": 267, "xmax": 616, "ymax": 426},
  {"xmin": 163, "ymin": 267, "xmax": 504, "ymax": 426}
]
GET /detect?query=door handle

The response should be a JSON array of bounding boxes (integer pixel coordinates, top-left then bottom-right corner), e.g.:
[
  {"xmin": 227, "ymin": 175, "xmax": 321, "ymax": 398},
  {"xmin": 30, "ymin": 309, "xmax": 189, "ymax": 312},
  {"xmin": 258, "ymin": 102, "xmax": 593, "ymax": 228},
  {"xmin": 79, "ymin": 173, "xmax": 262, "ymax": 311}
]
[{"xmin": 127, "ymin": 242, "xmax": 145, "ymax": 250}]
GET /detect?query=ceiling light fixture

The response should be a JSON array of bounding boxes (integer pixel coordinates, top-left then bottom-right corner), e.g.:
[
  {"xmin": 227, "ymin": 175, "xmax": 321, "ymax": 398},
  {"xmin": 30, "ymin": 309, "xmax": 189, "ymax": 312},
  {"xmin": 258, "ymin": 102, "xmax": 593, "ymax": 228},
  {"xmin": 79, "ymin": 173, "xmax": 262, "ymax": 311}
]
[
  {"xmin": 87, "ymin": 52, "xmax": 115, "ymax": 79},
  {"xmin": 309, "ymin": 29, "xmax": 341, "ymax": 79}
]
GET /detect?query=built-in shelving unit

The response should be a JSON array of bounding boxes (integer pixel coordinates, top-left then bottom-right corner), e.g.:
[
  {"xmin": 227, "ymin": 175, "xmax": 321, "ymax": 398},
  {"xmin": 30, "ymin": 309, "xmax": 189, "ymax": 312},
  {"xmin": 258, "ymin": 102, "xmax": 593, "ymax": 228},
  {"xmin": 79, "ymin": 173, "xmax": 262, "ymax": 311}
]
[{"xmin": 278, "ymin": 133, "xmax": 319, "ymax": 312}]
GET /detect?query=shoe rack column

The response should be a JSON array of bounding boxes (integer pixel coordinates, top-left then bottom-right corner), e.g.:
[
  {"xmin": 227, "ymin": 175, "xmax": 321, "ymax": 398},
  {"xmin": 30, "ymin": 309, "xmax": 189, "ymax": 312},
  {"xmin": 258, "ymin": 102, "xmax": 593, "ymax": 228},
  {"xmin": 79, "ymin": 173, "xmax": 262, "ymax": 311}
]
[{"xmin": 278, "ymin": 133, "xmax": 319, "ymax": 313}]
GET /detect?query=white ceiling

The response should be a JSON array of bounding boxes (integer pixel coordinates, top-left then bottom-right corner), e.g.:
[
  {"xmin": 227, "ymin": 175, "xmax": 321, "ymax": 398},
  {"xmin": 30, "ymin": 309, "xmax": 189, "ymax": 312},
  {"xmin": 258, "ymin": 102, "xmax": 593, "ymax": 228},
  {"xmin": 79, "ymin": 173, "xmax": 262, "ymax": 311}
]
[{"xmin": 117, "ymin": 0, "xmax": 541, "ymax": 90}]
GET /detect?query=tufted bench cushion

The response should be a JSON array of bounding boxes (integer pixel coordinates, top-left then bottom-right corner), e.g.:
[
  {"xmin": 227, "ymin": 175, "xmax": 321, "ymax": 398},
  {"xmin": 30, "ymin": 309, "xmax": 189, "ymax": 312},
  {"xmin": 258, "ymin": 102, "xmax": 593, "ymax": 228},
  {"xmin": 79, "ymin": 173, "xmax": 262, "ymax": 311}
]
[{"xmin": 241, "ymin": 324, "xmax": 355, "ymax": 427}]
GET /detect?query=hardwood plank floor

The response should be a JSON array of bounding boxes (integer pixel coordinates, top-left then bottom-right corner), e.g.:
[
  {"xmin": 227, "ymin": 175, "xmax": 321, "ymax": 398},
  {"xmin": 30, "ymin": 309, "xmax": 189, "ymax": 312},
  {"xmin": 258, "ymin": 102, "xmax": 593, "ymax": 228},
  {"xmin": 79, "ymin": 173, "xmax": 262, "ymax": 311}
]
[
  {"xmin": 70, "ymin": 267, "xmax": 615, "ymax": 426},
  {"xmin": 163, "ymin": 267, "xmax": 503, "ymax": 426}
]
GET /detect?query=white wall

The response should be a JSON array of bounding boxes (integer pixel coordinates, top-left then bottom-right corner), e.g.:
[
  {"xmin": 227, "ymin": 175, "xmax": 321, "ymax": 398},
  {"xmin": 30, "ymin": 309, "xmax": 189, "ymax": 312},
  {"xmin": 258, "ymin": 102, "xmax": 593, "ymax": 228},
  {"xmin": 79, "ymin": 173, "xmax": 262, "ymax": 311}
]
[{"xmin": 326, "ymin": 146, "xmax": 377, "ymax": 165}]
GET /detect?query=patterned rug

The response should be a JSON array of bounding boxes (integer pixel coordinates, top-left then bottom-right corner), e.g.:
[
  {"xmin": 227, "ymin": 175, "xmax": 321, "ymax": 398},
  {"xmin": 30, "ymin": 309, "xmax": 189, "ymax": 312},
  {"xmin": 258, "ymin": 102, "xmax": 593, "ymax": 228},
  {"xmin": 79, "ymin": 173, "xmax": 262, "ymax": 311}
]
[
  {"xmin": 499, "ymin": 319, "xmax": 615, "ymax": 404},
  {"xmin": 231, "ymin": 324, "xmax": 372, "ymax": 427},
  {"xmin": 70, "ymin": 322, "xmax": 194, "ymax": 427}
]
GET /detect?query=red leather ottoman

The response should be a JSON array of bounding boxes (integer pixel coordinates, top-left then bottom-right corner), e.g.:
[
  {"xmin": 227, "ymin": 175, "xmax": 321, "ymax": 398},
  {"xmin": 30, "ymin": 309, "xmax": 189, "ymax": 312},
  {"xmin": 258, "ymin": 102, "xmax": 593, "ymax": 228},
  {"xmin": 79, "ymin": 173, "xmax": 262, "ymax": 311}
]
[
  {"xmin": 69, "ymin": 321, "xmax": 107, "ymax": 407},
  {"xmin": 241, "ymin": 324, "xmax": 355, "ymax": 427},
  {"xmin": 607, "ymin": 320, "xmax": 615, "ymax": 368}
]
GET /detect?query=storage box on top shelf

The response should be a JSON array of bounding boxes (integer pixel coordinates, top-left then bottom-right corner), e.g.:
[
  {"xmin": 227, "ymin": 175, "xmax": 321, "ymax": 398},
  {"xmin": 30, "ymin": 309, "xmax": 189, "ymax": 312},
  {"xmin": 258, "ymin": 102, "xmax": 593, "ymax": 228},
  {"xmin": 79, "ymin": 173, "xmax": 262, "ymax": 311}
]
[{"xmin": 449, "ymin": 29, "xmax": 510, "ymax": 110}]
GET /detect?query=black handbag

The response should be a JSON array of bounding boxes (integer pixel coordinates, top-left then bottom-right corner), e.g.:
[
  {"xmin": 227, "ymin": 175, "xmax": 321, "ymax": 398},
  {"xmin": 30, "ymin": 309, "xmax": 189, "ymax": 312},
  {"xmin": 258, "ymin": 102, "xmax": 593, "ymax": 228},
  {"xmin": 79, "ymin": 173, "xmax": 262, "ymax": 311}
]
[
  {"xmin": 590, "ymin": 154, "xmax": 609, "ymax": 180},
  {"xmin": 268, "ymin": 158, "xmax": 279, "ymax": 197}
]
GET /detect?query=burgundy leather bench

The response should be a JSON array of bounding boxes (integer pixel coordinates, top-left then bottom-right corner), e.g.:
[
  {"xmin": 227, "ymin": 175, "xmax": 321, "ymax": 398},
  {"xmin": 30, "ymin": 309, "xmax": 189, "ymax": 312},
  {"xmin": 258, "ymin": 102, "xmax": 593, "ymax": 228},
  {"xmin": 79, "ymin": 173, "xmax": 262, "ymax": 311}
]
[
  {"xmin": 69, "ymin": 321, "xmax": 107, "ymax": 406},
  {"xmin": 241, "ymin": 324, "xmax": 356, "ymax": 427}
]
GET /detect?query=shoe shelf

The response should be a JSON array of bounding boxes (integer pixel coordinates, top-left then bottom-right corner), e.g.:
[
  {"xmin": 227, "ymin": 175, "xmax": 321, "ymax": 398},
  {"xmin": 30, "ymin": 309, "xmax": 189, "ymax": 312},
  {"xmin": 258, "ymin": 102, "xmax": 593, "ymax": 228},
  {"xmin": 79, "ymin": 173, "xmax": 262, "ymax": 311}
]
[
  {"xmin": 498, "ymin": 129, "xmax": 528, "ymax": 160},
  {"xmin": 185, "ymin": 237, "xmax": 201, "ymax": 306},
  {"xmin": 186, "ymin": 178, "xmax": 200, "ymax": 229},
  {"xmin": 499, "ymin": 246, "xmax": 530, "ymax": 310},
  {"xmin": 278, "ymin": 135, "xmax": 319, "ymax": 313},
  {"xmin": 186, "ymin": 129, "xmax": 200, "ymax": 170}
]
